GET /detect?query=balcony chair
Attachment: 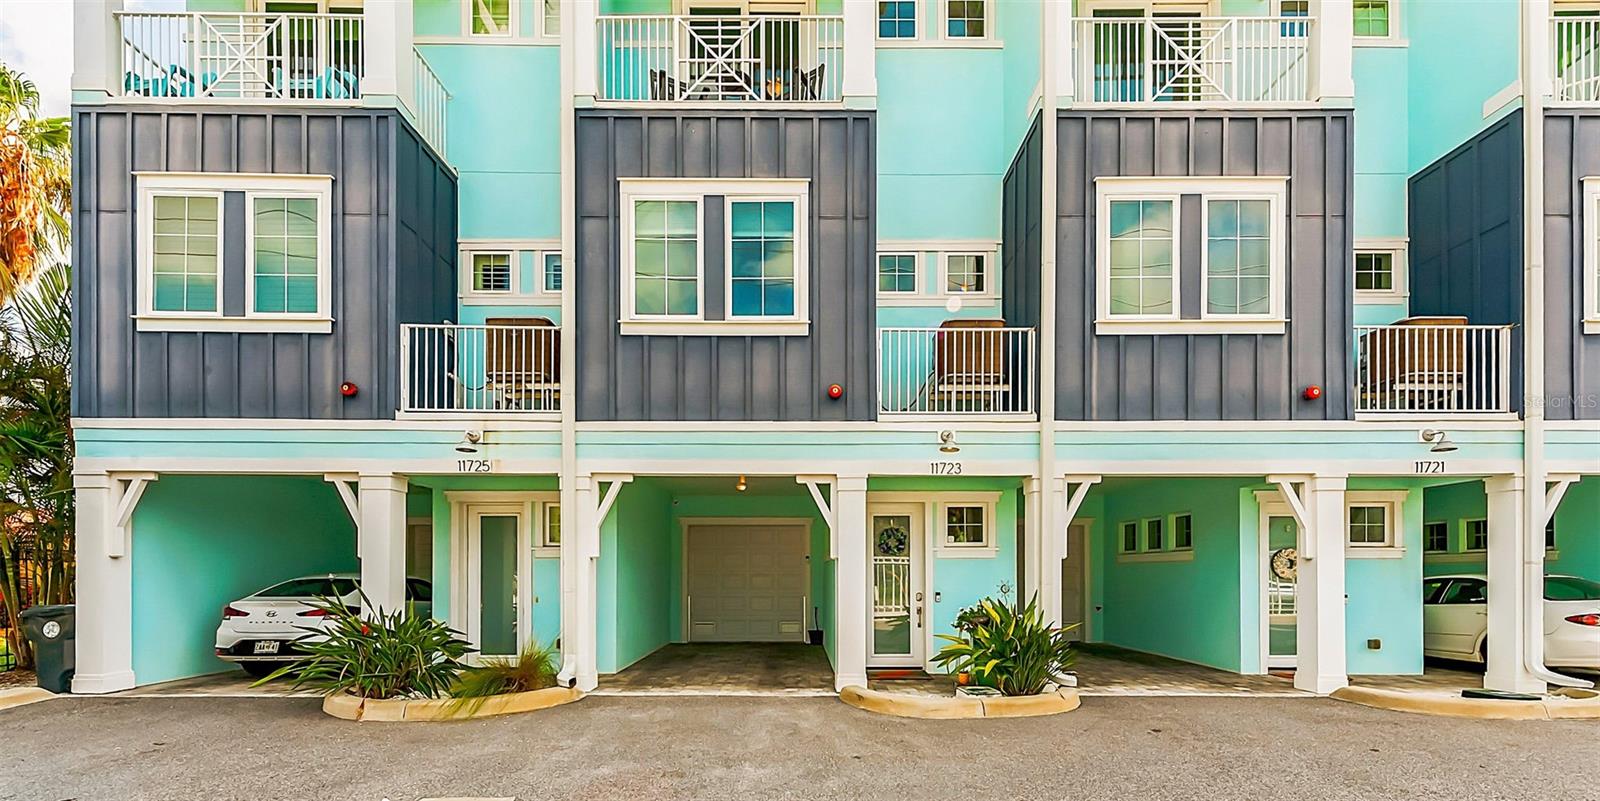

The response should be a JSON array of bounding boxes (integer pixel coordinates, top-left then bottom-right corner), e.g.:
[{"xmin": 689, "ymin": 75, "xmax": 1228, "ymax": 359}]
[
  {"xmin": 928, "ymin": 319, "xmax": 1011, "ymax": 413},
  {"xmin": 483, "ymin": 317, "xmax": 560, "ymax": 412},
  {"xmin": 788, "ymin": 63, "xmax": 826, "ymax": 101},
  {"xmin": 1359, "ymin": 315, "xmax": 1470, "ymax": 410},
  {"xmin": 648, "ymin": 69, "xmax": 684, "ymax": 101}
]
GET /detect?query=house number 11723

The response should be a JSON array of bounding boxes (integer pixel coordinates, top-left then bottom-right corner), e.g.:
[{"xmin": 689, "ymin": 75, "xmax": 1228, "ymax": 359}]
[{"xmin": 930, "ymin": 461, "xmax": 963, "ymax": 475}]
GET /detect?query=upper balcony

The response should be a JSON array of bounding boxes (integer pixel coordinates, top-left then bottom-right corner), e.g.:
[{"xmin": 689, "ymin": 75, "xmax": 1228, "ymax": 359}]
[
  {"xmin": 878, "ymin": 324, "xmax": 1037, "ymax": 421},
  {"xmin": 1552, "ymin": 15, "xmax": 1600, "ymax": 104},
  {"xmin": 1071, "ymin": 15, "xmax": 1316, "ymax": 105},
  {"xmin": 1353, "ymin": 321, "xmax": 1515, "ymax": 417},
  {"xmin": 401, "ymin": 322, "xmax": 561, "ymax": 420},
  {"xmin": 595, "ymin": 14, "xmax": 845, "ymax": 104}
]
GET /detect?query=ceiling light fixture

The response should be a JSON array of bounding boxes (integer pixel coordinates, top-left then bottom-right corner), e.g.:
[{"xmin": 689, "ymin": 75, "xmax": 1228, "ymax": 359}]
[
  {"xmin": 736, "ymin": 475, "xmax": 748, "ymax": 492},
  {"xmin": 456, "ymin": 430, "xmax": 483, "ymax": 454},
  {"xmin": 1420, "ymin": 429, "xmax": 1457, "ymax": 454},
  {"xmin": 938, "ymin": 430, "xmax": 960, "ymax": 454}
]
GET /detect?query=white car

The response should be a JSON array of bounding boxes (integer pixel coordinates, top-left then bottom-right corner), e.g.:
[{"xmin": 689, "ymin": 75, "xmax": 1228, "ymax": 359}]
[
  {"xmin": 1422, "ymin": 573, "xmax": 1600, "ymax": 670},
  {"xmin": 214, "ymin": 573, "xmax": 433, "ymax": 677}
]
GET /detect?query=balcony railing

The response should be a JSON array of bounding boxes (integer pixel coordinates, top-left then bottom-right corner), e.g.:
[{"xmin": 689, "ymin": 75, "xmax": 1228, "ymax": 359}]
[
  {"xmin": 596, "ymin": 15, "xmax": 843, "ymax": 103},
  {"xmin": 1073, "ymin": 16, "xmax": 1312, "ymax": 104},
  {"xmin": 401, "ymin": 323, "xmax": 560, "ymax": 416},
  {"xmin": 878, "ymin": 325, "xmax": 1036, "ymax": 419},
  {"xmin": 1552, "ymin": 16, "xmax": 1600, "ymax": 103},
  {"xmin": 1354, "ymin": 322, "xmax": 1514, "ymax": 415},
  {"xmin": 412, "ymin": 47, "xmax": 449, "ymax": 155},
  {"xmin": 118, "ymin": 11, "xmax": 364, "ymax": 101}
]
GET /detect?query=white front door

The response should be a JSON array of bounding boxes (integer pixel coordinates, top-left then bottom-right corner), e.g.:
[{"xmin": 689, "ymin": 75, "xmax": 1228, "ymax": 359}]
[
  {"xmin": 868, "ymin": 503, "xmax": 925, "ymax": 667},
  {"xmin": 684, "ymin": 524, "xmax": 809, "ymax": 641},
  {"xmin": 466, "ymin": 504, "xmax": 529, "ymax": 660},
  {"xmin": 1061, "ymin": 523, "xmax": 1089, "ymax": 642}
]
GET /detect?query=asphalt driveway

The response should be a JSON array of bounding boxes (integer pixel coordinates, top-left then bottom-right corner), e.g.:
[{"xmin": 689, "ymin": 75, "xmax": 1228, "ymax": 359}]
[{"xmin": 2, "ymin": 695, "xmax": 1595, "ymax": 801}]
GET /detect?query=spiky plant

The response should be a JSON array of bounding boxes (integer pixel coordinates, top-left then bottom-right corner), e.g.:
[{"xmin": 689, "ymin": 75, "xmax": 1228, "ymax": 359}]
[
  {"xmin": 257, "ymin": 592, "xmax": 473, "ymax": 700},
  {"xmin": 931, "ymin": 594, "xmax": 1077, "ymax": 696},
  {"xmin": 449, "ymin": 639, "xmax": 561, "ymax": 711}
]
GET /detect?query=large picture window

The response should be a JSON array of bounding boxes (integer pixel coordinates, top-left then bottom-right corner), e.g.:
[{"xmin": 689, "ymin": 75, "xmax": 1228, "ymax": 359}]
[{"xmin": 728, "ymin": 200, "xmax": 797, "ymax": 318}]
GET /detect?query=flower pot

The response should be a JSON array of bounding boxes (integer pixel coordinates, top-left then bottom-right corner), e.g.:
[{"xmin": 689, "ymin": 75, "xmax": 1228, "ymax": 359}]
[{"xmin": 956, "ymin": 672, "xmax": 971, "ymax": 686}]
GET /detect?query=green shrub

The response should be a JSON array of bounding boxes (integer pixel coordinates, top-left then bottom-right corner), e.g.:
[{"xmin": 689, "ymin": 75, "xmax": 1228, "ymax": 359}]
[
  {"xmin": 931, "ymin": 595, "xmax": 1076, "ymax": 696},
  {"xmin": 257, "ymin": 593, "xmax": 473, "ymax": 700},
  {"xmin": 449, "ymin": 639, "xmax": 561, "ymax": 711}
]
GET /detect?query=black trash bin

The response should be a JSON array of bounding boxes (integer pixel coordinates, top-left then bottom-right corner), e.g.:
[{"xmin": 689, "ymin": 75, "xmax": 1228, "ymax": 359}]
[{"xmin": 19, "ymin": 604, "xmax": 75, "ymax": 693}]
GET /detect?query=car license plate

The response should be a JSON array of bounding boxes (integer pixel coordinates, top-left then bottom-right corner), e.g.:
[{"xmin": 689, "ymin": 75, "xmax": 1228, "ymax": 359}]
[{"xmin": 252, "ymin": 641, "xmax": 280, "ymax": 655}]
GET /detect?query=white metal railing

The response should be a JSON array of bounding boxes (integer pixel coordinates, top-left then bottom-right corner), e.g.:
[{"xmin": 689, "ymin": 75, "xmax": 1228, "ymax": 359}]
[
  {"xmin": 596, "ymin": 15, "xmax": 844, "ymax": 102},
  {"xmin": 1073, "ymin": 16, "xmax": 1312, "ymax": 104},
  {"xmin": 878, "ymin": 326, "xmax": 1036, "ymax": 418},
  {"xmin": 401, "ymin": 323, "xmax": 560, "ymax": 415},
  {"xmin": 1268, "ymin": 579, "xmax": 1296, "ymax": 616},
  {"xmin": 1552, "ymin": 16, "xmax": 1600, "ymax": 103},
  {"xmin": 117, "ymin": 11, "xmax": 364, "ymax": 101},
  {"xmin": 1354, "ymin": 323, "xmax": 1514, "ymax": 414},
  {"xmin": 873, "ymin": 556, "xmax": 911, "ymax": 618},
  {"xmin": 412, "ymin": 48, "xmax": 449, "ymax": 155}
]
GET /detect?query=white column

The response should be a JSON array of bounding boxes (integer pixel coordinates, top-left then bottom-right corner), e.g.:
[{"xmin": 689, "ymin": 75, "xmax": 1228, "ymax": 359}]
[
  {"xmin": 1295, "ymin": 475, "xmax": 1348, "ymax": 695},
  {"xmin": 1052, "ymin": 0, "xmax": 1075, "ymax": 104},
  {"xmin": 1484, "ymin": 476, "xmax": 1546, "ymax": 694},
  {"xmin": 71, "ymin": 472, "xmax": 136, "ymax": 694},
  {"xmin": 73, "ymin": 0, "xmax": 122, "ymax": 100},
  {"xmin": 363, "ymin": 0, "xmax": 416, "ymax": 113},
  {"xmin": 1527, "ymin": 0, "xmax": 1554, "ymax": 101},
  {"xmin": 840, "ymin": 0, "xmax": 877, "ymax": 105},
  {"xmin": 562, "ymin": 475, "xmax": 601, "ymax": 692},
  {"xmin": 572, "ymin": 0, "xmax": 599, "ymax": 100},
  {"xmin": 832, "ymin": 476, "xmax": 869, "ymax": 691},
  {"xmin": 1022, "ymin": 478, "xmax": 1049, "ymax": 621},
  {"xmin": 357, "ymin": 474, "xmax": 408, "ymax": 616},
  {"xmin": 1307, "ymin": 0, "xmax": 1354, "ymax": 102}
]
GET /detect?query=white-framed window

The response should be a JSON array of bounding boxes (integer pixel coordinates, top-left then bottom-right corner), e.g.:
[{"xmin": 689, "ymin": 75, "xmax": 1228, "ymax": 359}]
[
  {"xmin": 542, "ymin": 252, "xmax": 563, "ymax": 293},
  {"xmin": 620, "ymin": 178, "xmax": 809, "ymax": 335},
  {"xmin": 1581, "ymin": 177, "xmax": 1600, "ymax": 332},
  {"xmin": 1171, "ymin": 513, "xmax": 1193, "ymax": 550},
  {"xmin": 1464, "ymin": 518, "xmax": 1488, "ymax": 552},
  {"xmin": 943, "ymin": 0, "xmax": 988, "ymax": 39},
  {"xmin": 1119, "ymin": 521, "xmax": 1139, "ymax": 554},
  {"xmin": 1353, "ymin": 240, "xmax": 1408, "ymax": 301},
  {"xmin": 466, "ymin": 0, "xmax": 515, "ymax": 37},
  {"xmin": 929, "ymin": 493, "xmax": 1001, "ymax": 556},
  {"xmin": 1143, "ymin": 516, "xmax": 1165, "ymax": 551},
  {"xmin": 1096, "ymin": 177, "xmax": 1287, "ymax": 333},
  {"xmin": 942, "ymin": 252, "xmax": 990, "ymax": 295},
  {"xmin": 943, "ymin": 504, "xmax": 987, "ymax": 547},
  {"xmin": 1424, "ymin": 520, "xmax": 1449, "ymax": 553},
  {"xmin": 1353, "ymin": 0, "xmax": 1394, "ymax": 38},
  {"xmin": 1546, "ymin": 517, "xmax": 1558, "ymax": 551},
  {"xmin": 470, "ymin": 252, "xmax": 514, "ymax": 294},
  {"xmin": 542, "ymin": 503, "xmax": 561, "ymax": 548},
  {"xmin": 1354, "ymin": 252, "xmax": 1393, "ymax": 293},
  {"xmin": 878, "ymin": 0, "xmax": 917, "ymax": 39},
  {"xmin": 1279, "ymin": 0, "xmax": 1310, "ymax": 37},
  {"xmin": 136, "ymin": 172, "xmax": 332, "ymax": 333},
  {"xmin": 541, "ymin": 0, "xmax": 561, "ymax": 37},
  {"xmin": 877, "ymin": 252, "xmax": 918, "ymax": 294},
  {"xmin": 1345, "ymin": 491, "xmax": 1408, "ymax": 554}
]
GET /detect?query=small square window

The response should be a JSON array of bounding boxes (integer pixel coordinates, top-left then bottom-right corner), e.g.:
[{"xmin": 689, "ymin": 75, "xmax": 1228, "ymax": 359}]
[
  {"xmin": 1353, "ymin": 0, "xmax": 1391, "ymax": 38},
  {"xmin": 544, "ymin": 504, "xmax": 561, "ymax": 548},
  {"xmin": 878, "ymin": 253, "xmax": 917, "ymax": 293},
  {"xmin": 944, "ymin": 504, "xmax": 987, "ymax": 547},
  {"xmin": 1424, "ymin": 521, "xmax": 1449, "ymax": 553},
  {"xmin": 878, "ymin": 1, "xmax": 916, "ymax": 39},
  {"xmin": 1465, "ymin": 519, "xmax": 1488, "ymax": 552},
  {"xmin": 1144, "ymin": 517, "xmax": 1165, "ymax": 551},
  {"xmin": 946, "ymin": 0, "xmax": 986, "ymax": 38},
  {"xmin": 1348, "ymin": 505, "xmax": 1389, "ymax": 546},
  {"xmin": 470, "ymin": 0, "xmax": 513, "ymax": 36},
  {"xmin": 1119, "ymin": 521, "xmax": 1138, "ymax": 553},
  {"xmin": 472, "ymin": 253, "xmax": 513, "ymax": 293},
  {"xmin": 1355, "ymin": 252, "xmax": 1395, "ymax": 292},
  {"xmin": 543, "ymin": 252, "xmax": 563, "ymax": 293},
  {"xmin": 945, "ymin": 253, "xmax": 987, "ymax": 294},
  {"xmin": 1280, "ymin": 1, "xmax": 1309, "ymax": 37},
  {"xmin": 1172, "ymin": 513, "xmax": 1193, "ymax": 550}
]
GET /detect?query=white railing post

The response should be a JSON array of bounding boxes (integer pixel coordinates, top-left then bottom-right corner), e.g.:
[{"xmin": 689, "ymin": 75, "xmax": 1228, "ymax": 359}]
[
  {"xmin": 574, "ymin": 0, "xmax": 599, "ymax": 99},
  {"xmin": 1353, "ymin": 324, "xmax": 1514, "ymax": 415},
  {"xmin": 841, "ymin": 0, "xmax": 875, "ymax": 103},
  {"xmin": 363, "ymin": 0, "xmax": 413, "ymax": 111},
  {"xmin": 1308, "ymin": 0, "xmax": 1353, "ymax": 102},
  {"xmin": 399, "ymin": 324, "xmax": 412, "ymax": 413},
  {"xmin": 399, "ymin": 323, "xmax": 562, "ymax": 416}
]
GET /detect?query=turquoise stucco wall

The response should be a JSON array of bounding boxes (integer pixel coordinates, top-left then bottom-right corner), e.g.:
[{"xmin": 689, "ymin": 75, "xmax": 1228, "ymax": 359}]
[
  {"xmin": 1343, "ymin": 479, "xmax": 1426, "ymax": 675},
  {"xmin": 131, "ymin": 475, "xmax": 357, "ymax": 685},
  {"xmin": 1404, "ymin": 0, "xmax": 1520, "ymax": 174},
  {"xmin": 1422, "ymin": 476, "xmax": 1600, "ymax": 582},
  {"xmin": 1352, "ymin": 43, "xmax": 1410, "ymax": 241},
  {"xmin": 597, "ymin": 480, "xmax": 673, "ymax": 672}
]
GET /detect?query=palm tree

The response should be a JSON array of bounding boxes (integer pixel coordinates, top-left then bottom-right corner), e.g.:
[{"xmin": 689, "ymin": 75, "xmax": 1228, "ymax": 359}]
[
  {"xmin": 0, "ymin": 261, "xmax": 73, "ymax": 669},
  {"xmin": 0, "ymin": 64, "xmax": 70, "ymax": 307}
]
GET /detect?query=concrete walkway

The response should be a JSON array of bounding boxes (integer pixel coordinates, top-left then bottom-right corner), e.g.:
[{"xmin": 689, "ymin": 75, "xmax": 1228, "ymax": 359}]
[
  {"xmin": 3, "ymin": 695, "xmax": 1596, "ymax": 800},
  {"xmin": 595, "ymin": 642, "xmax": 835, "ymax": 696}
]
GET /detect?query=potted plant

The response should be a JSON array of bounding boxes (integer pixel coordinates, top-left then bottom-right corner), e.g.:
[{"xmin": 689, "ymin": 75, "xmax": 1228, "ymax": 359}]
[{"xmin": 932, "ymin": 594, "xmax": 1075, "ymax": 697}]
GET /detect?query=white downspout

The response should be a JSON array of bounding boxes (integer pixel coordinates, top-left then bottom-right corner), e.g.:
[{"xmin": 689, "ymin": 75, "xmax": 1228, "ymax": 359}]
[
  {"xmin": 1037, "ymin": 0, "xmax": 1061, "ymax": 619},
  {"xmin": 1519, "ymin": 1, "xmax": 1591, "ymax": 690}
]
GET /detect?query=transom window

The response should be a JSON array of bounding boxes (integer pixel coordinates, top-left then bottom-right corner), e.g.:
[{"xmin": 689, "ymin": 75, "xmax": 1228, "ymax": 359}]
[
  {"xmin": 542, "ymin": 0, "xmax": 560, "ymax": 36},
  {"xmin": 472, "ymin": 252, "xmax": 513, "ymax": 294},
  {"xmin": 879, "ymin": 1, "xmax": 916, "ymax": 39},
  {"xmin": 1424, "ymin": 521, "xmax": 1449, "ymax": 553},
  {"xmin": 1143, "ymin": 517, "xmax": 1165, "ymax": 551},
  {"xmin": 944, "ymin": 253, "xmax": 988, "ymax": 294},
  {"xmin": 1120, "ymin": 521, "xmax": 1139, "ymax": 553},
  {"xmin": 1106, "ymin": 198, "xmax": 1175, "ymax": 317},
  {"xmin": 469, "ymin": 0, "xmax": 513, "ymax": 36},
  {"xmin": 1354, "ymin": 251, "xmax": 1394, "ymax": 292},
  {"xmin": 944, "ymin": 504, "xmax": 987, "ymax": 547},
  {"xmin": 729, "ymin": 200, "xmax": 797, "ymax": 318},
  {"xmin": 631, "ymin": 199, "xmax": 701, "ymax": 317},
  {"xmin": 878, "ymin": 253, "xmax": 917, "ymax": 293},
  {"xmin": 1205, "ymin": 199, "xmax": 1273, "ymax": 316},
  {"xmin": 1353, "ymin": 0, "xmax": 1391, "ymax": 37},
  {"xmin": 1347, "ymin": 505, "xmax": 1389, "ymax": 546},
  {"xmin": 1465, "ymin": 519, "xmax": 1488, "ymax": 552},
  {"xmin": 543, "ymin": 504, "xmax": 561, "ymax": 548},
  {"xmin": 1172, "ymin": 513, "xmax": 1193, "ymax": 550},
  {"xmin": 946, "ymin": 0, "xmax": 986, "ymax": 38},
  {"xmin": 151, "ymin": 194, "xmax": 220, "ymax": 314}
]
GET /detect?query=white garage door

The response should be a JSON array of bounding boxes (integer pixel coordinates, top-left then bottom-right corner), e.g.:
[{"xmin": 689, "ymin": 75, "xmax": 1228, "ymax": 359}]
[{"xmin": 685, "ymin": 524, "xmax": 808, "ymax": 642}]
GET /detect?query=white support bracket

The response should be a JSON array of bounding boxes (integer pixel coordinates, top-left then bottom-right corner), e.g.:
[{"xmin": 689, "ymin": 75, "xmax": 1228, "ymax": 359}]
[
  {"xmin": 1544, "ymin": 474, "xmax": 1579, "ymax": 529},
  {"xmin": 588, "ymin": 473, "xmax": 633, "ymax": 560},
  {"xmin": 1267, "ymin": 474, "xmax": 1314, "ymax": 559},
  {"xmin": 1060, "ymin": 475, "xmax": 1102, "ymax": 559},
  {"xmin": 107, "ymin": 472, "xmax": 158, "ymax": 558},
  {"xmin": 796, "ymin": 474, "xmax": 837, "ymax": 559},
  {"xmin": 323, "ymin": 473, "xmax": 361, "ymax": 526}
]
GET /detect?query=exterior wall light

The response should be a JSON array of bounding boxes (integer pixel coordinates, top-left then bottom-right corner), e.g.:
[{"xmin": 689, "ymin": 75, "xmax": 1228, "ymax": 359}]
[
  {"xmin": 1420, "ymin": 429, "xmax": 1458, "ymax": 453},
  {"xmin": 456, "ymin": 430, "xmax": 483, "ymax": 454},
  {"xmin": 938, "ymin": 430, "xmax": 960, "ymax": 454},
  {"xmin": 736, "ymin": 475, "xmax": 748, "ymax": 492}
]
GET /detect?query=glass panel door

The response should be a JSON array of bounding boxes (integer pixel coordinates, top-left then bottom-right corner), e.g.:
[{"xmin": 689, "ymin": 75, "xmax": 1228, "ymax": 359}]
[
  {"xmin": 869, "ymin": 505, "xmax": 922, "ymax": 666},
  {"xmin": 473, "ymin": 512, "xmax": 521, "ymax": 658},
  {"xmin": 1265, "ymin": 514, "xmax": 1298, "ymax": 668}
]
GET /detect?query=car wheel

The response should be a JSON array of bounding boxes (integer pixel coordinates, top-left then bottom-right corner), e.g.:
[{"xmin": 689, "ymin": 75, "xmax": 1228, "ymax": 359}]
[
  {"xmin": 1478, "ymin": 639, "xmax": 1488, "ymax": 668},
  {"xmin": 240, "ymin": 661, "xmax": 285, "ymax": 679}
]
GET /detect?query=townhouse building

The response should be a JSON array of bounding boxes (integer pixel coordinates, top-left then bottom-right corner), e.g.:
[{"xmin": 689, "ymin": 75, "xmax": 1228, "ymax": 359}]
[{"xmin": 66, "ymin": 0, "xmax": 1597, "ymax": 699}]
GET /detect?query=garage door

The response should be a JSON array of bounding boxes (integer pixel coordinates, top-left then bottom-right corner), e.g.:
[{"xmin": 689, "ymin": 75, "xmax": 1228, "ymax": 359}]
[{"xmin": 685, "ymin": 524, "xmax": 808, "ymax": 642}]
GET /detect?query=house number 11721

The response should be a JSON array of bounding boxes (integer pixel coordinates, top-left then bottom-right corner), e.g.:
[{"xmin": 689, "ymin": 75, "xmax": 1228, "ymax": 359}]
[{"xmin": 1414, "ymin": 460, "xmax": 1446, "ymax": 474}]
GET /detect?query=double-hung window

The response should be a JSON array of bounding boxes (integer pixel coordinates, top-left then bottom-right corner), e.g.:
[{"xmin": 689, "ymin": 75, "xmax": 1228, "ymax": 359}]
[
  {"xmin": 621, "ymin": 179, "xmax": 809, "ymax": 334},
  {"xmin": 138, "ymin": 173, "xmax": 331, "ymax": 332}
]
